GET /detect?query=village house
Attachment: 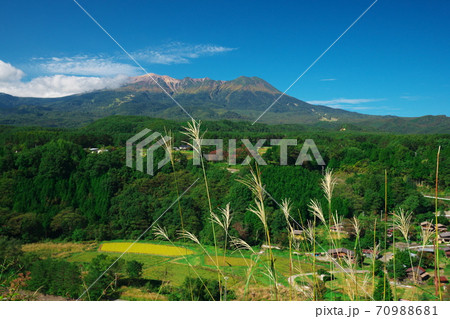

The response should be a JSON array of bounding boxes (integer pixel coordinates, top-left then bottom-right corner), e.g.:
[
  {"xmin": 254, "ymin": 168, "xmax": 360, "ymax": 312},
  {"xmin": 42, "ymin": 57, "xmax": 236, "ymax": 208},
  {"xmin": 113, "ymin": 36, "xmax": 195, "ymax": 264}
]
[
  {"xmin": 439, "ymin": 232, "xmax": 450, "ymax": 244},
  {"xmin": 420, "ymin": 221, "xmax": 448, "ymax": 233},
  {"xmin": 328, "ymin": 248, "xmax": 355, "ymax": 261},
  {"xmin": 416, "ymin": 247, "xmax": 436, "ymax": 255},
  {"xmin": 207, "ymin": 149, "xmax": 228, "ymax": 160},
  {"xmin": 420, "ymin": 221, "xmax": 434, "ymax": 231},
  {"xmin": 86, "ymin": 147, "xmax": 109, "ymax": 154},
  {"xmin": 406, "ymin": 266, "xmax": 430, "ymax": 283},
  {"xmin": 387, "ymin": 227, "xmax": 395, "ymax": 238},
  {"xmin": 379, "ymin": 252, "xmax": 394, "ymax": 263},
  {"xmin": 330, "ymin": 223, "xmax": 344, "ymax": 232},
  {"xmin": 330, "ymin": 222, "xmax": 351, "ymax": 235},
  {"xmin": 415, "ymin": 246, "xmax": 450, "ymax": 257},
  {"xmin": 261, "ymin": 244, "xmax": 281, "ymax": 250},
  {"xmin": 178, "ymin": 144, "xmax": 191, "ymax": 151},
  {"xmin": 362, "ymin": 249, "xmax": 379, "ymax": 259},
  {"xmin": 443, "ymin": 247, "xmax": 450, "ymax": 258},
  {"xmin": 173, "ymin": 145, "xmax": 192, "ymax": 151},
  {"xmin": 292, "ymin": 229, "xmax": 305, "ymax": 240}
]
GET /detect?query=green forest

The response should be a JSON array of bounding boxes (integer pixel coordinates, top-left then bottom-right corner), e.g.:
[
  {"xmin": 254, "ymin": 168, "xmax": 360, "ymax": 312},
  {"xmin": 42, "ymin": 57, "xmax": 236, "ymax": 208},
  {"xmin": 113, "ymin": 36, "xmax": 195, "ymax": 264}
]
[{"xmin": 0, "ymin": 115, "xmax": 449, "ymax": 301}]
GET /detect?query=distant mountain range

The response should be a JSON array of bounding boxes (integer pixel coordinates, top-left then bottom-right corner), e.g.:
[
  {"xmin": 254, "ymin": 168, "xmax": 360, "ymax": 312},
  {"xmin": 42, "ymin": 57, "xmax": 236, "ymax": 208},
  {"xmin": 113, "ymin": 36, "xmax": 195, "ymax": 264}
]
[{"xmin": 0, "ymin": 73, "xmax": 448, "ymax": 133}]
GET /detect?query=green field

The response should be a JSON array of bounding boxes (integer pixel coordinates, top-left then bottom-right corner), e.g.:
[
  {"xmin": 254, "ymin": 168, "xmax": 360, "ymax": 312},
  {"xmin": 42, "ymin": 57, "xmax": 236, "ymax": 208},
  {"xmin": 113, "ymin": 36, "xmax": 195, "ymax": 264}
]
[{"xmin": 19, "ymin": 238, "xmax": 450, "ymax": 301}]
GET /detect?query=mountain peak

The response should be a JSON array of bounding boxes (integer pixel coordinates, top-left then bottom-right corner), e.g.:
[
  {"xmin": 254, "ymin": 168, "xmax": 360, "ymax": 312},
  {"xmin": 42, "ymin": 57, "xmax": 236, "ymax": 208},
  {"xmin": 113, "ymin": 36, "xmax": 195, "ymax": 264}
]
[
  {"xmin": 227, "ymin": 76, "xmax": 280, "ymax": 93},
  {"xmin": 131, "ymin": 73, "xmax": 179, "ymax": 84},
  {"xmin": 129, "ymin": 73, "xmax": 218, "ymax": 92},
  {"xmin": 131, "ymin": 73, "xmax": 217, "ymax": 83},
  {"xmin": 127, "ymin": 73, "xmax": 280, "ymax": 95}
]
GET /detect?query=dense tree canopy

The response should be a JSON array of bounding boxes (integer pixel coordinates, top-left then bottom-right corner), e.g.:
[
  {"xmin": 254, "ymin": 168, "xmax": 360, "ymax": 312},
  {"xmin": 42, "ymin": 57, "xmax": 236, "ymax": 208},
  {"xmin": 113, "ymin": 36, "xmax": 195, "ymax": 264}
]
[{"xmin": 0, "ymin": 116, "xmax": 447, "ymax": 245}]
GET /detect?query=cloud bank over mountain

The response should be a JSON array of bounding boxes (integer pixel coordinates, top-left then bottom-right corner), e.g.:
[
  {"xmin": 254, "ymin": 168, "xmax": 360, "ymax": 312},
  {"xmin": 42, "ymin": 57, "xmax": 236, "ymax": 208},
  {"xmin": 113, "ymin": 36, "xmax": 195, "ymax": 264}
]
[
  {"xmin": 0, "ymin": 59, "xmax": 129, "ymax": 98},
  {"xmin": 0, "ymin": 41, "xmax": 236, "ymax": 98}
]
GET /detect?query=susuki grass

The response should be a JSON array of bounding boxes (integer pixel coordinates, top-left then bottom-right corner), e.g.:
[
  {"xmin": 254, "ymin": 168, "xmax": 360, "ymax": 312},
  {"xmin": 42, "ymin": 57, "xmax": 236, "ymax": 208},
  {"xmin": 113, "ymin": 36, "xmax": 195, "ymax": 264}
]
[
  {"xmin": 152, "ymin": 225, "xmax": 216, "ymax": 300},
  {"xmin": 238, "ymin": 165, "xmax": 279, "ymax": 300},
  {"xmin": 434, "ymin": 146, "xmax": 442, "ymax": 300},
  {"xmin": 182, "ymin": 119, "xmax": 223, "ymax": 299}
]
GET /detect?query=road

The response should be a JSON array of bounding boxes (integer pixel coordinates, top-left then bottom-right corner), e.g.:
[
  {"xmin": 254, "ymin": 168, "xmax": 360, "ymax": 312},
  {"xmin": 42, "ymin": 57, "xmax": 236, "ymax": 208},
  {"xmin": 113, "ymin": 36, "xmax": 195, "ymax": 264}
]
[
  {"xmin": 287, "ymin": 269, "xmax": 370, "ymax": 293},
  {"xmin": 421, "ymin": 194, "xmax": 450, "ymax": 201}
]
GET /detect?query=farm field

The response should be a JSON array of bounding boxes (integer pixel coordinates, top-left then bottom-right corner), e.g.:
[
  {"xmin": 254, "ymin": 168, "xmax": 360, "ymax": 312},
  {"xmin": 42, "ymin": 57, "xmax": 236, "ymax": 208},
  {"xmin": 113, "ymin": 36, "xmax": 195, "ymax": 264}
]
[
  {"xmin": 99, "ymin": 242, "xmax": 195, "ymax": 256},
  {"xmin": 21, "ymin": 242, "xmax": 98, "ymax": 258},
  {"xmin": 20, "ymin": 240, "xmax": 323, "ymax": 299},
  {"xmin": 204, "ymin": 255, "xmax": 254, "ymax": 267},
  {"xmin": 19, "ymin": 239, "xmax": 449, "ymax": 301}
]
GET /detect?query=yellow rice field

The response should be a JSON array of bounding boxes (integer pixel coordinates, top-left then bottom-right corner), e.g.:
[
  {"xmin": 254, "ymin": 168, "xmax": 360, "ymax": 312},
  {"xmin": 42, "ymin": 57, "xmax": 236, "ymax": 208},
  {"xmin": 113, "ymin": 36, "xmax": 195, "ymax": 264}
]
[{"xmin": 99, "ymin": 242, "xmax": 194, "ymax": 256}]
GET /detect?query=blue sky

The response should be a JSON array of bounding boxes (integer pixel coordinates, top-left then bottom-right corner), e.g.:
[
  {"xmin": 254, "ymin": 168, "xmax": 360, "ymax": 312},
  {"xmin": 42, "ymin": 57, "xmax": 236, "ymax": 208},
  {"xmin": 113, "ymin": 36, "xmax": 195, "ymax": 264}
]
[{"xmin": 0, "ymin": 0, "xmax": 449, "ymax": 117}]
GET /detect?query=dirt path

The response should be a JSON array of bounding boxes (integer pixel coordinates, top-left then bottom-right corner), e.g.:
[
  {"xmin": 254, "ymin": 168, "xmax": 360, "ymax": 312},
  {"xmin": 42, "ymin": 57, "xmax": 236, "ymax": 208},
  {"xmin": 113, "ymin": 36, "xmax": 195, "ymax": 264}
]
[
  {"xmin": 421, "ymin": 194, "xmax": 450, "ymax": 201},
  {"xmin": 287, "ymin": 269, "xmax": 370, "ymax": 293}
]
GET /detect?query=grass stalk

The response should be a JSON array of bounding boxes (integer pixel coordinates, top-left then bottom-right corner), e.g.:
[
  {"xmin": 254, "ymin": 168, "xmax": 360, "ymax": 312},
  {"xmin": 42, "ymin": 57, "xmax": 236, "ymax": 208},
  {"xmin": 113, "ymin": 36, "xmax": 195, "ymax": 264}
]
[
  {"xmin": 383, "ymin": 169, "xmax": 388, "ymax": 300},
  {"xmin": 238, "ymin": 165, "xmax": 279, "ymax": 300},
  {"xmin": 182, "ymin": 119, "xmax": 222, "ymax": 299},
  {"xmin": 372, "ymin": 218, "xmax": 377, "ymax": 294},
  {"xmin": 322, "ymin": 168, "xmax": 337, "ymax": 300},
  {"xmin": 281, "ymin": 199, "xmax": 294, "ymax": 300},
  {"xmin": 433, "ymin": 146, "xmax": 442, "ymax": 300},
  {"xmin": 153, "ymin": 225, "xmax": 215, "ymax": 300}
]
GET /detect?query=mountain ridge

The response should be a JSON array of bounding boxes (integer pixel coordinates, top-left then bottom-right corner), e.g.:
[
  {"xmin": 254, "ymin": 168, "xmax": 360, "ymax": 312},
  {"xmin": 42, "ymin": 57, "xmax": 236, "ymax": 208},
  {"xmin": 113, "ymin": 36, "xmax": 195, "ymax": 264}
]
[
  {"xmin": 125, "ymin": 74, "xmax": 283, "ymax": 96},
  {"xmin": 0, "ymin": 73, "xmax": 448, "ymax": 133}
]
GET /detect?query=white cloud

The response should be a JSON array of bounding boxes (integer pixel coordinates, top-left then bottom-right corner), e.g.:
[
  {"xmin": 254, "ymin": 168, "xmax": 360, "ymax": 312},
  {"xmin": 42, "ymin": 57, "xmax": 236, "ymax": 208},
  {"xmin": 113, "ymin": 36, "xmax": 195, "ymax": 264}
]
[
  {"xmin": 307, "ymin": 98, "xmax": 385, "ymax": 108},
  {"xmin": 0, "ymin": 74, "xmax": 129, "ymax": 98},
  {"xmin": 37, "ymin": 56, "xmax": 140, "ymax": 77},
  {"xmin": 0, "ymin": 41, "xmax": 234, "ymax": 97},
  {"xmin": 135, "ymin": 42, "xmax": 236, "ymax": 65},
  {"xmin": 0, "ymin": 60, "xmax": 129, "ymax": 98},
  {"xmin": 320, "ymin": 78, "xmax": 336, "ymax": 81},
  {"xmin": 0, "ymin": 60, "xmax": 25, "ymax": 82}
]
